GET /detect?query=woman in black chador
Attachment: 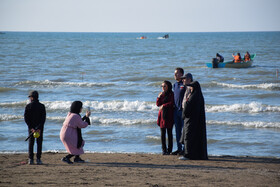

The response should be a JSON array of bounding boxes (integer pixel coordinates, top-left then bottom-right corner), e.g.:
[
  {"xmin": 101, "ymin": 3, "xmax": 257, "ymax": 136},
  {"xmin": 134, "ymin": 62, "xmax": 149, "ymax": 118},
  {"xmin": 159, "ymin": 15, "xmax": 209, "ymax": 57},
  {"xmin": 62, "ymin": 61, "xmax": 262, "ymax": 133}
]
[{"xmin": 179, "ymin": 81, "xmax": 208, "ymax": 160}]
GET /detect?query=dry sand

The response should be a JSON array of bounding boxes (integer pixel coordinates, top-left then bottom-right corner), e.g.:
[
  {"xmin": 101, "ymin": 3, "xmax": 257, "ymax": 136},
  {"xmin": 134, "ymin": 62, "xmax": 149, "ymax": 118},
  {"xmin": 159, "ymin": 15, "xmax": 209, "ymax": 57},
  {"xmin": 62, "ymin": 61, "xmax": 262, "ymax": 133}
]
[{"xmin": 0, "ymin": 153, "xmax": 279, "ymax": 187}]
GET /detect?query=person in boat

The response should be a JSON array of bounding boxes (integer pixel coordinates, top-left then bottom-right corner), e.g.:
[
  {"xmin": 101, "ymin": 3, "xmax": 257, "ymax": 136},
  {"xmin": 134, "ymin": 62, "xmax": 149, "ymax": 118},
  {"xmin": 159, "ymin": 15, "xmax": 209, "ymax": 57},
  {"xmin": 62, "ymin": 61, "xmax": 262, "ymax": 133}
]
[
  {"xmin": 179, "ymin": 80, "xmax": 208, "ymax": 160},
  {"xmin": 244, "ymin": 51, "xmax": 251, "ymax": 62},
  {"xmin": 163, "ymin": 34, "xmax": 169, "ymax": 39},
  {"xmin": 156, "ymin": 80, "xmax": 174, "ymax": 155},
  {"xmin": 232, "ymin": 53, "xmax": 243, "ymax": 63},
  {"xmin": 216, "ymin": 53, "xmax": 224, "ymax": 63}
]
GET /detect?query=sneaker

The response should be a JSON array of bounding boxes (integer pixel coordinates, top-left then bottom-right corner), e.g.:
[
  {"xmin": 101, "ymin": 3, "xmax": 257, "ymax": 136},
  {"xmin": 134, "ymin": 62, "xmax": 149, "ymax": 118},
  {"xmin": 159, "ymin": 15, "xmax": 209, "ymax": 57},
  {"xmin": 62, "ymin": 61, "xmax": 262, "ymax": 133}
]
[
  {"xmin": 28, "ymin": 159, "xmax": 34, "ymax": 165},
  {"xmin": 74, "ymin": 157, "xmax": 85, "ymax": 163},
  {"xmin": 61, "ymin": 157, "xmax": 73, "ymax": 164},
  {"xmin": 171, "ymin": 150, "xmax": 181, "ymax": 155},
  {"xmin": 36, "ymin": 159, "xmax": 43, "ymax": 165},
  {"xmin": 178, "ymin": 156, "xmax": 189, "ymax": 160}
]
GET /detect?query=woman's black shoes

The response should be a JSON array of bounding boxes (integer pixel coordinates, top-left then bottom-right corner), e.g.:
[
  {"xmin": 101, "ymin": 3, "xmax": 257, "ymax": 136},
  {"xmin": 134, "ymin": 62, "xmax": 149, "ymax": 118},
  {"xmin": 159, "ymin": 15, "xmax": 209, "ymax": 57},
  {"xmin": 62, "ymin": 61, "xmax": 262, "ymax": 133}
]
[
  {"xmin": 61, "ymin": 157, "xmax": 73, "ymax": 164},
  {"xmin": 61, "ymin": 156, "xmax": 85, "ymax": 164},
  {"xmin": 74, "ymin": 157, "xmax": 85, "ymax": 163},
  {"xmin": 162, "ymin": 152, "xmax": 170, "ymax": 155}
]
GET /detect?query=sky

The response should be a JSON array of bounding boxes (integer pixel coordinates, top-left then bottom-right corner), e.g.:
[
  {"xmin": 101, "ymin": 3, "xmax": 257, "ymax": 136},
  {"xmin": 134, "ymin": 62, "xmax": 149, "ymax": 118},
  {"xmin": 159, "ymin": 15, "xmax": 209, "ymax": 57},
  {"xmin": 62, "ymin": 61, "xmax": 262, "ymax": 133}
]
[{"xmin": 0, "ymin": 0, "xmax": 280, "ymax": 32}]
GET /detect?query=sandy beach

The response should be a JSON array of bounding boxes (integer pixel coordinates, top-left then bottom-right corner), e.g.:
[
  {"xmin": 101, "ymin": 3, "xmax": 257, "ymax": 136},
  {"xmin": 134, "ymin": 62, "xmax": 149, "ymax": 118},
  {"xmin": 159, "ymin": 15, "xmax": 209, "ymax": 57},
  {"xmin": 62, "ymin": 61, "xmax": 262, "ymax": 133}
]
[{"xmin": 0, "ymin": 153, "xmax": 279, "ymax": 186}]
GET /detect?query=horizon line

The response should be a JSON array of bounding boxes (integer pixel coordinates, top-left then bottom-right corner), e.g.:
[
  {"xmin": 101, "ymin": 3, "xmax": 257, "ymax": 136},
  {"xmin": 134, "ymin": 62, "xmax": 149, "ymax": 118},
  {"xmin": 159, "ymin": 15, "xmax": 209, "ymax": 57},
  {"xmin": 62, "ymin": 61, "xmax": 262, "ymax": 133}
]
[{"xmin": 1, "ymin": 30, "xmax": 280, "ymax": 34}]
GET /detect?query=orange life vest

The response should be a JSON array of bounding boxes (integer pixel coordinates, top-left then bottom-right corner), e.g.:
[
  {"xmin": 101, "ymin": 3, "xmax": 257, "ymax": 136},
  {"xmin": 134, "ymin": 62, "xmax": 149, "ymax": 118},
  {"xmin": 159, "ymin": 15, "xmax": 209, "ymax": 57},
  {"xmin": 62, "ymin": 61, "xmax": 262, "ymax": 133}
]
[
  {"xmin": 234, "ymin": 55, "xmax": 241, "ymax": 63},
  {"xmin": 244, "ymin": 54, "xmax": 251, "ymax": 62}
]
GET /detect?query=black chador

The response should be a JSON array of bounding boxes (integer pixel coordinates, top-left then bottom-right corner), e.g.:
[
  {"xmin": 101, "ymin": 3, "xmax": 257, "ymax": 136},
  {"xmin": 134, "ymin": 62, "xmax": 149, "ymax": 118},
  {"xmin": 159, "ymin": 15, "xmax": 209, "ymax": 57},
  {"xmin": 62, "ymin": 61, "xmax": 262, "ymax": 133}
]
[{"xmin": 181, "ymin": 81, "xmax": 208, "ymax": 160}]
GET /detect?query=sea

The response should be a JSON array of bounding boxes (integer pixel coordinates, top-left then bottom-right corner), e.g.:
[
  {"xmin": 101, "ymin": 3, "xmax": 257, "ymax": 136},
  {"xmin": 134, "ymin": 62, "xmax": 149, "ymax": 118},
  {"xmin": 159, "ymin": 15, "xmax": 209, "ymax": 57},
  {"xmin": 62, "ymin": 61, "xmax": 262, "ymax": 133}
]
[{"xmin": 0, "ymin": 32, "xmax": 279, "ymax": 158}]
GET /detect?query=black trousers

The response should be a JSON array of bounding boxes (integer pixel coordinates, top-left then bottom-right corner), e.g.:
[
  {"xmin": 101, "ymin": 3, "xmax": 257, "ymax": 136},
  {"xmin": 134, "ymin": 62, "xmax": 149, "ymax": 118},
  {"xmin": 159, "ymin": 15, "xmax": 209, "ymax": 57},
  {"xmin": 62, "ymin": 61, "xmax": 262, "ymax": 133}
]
[
  {"xmin": 160, "ymin": 128, "xmax": 173, "ymax": 153},
  {"xmin": 28, "ymin": 129, "xmax": 43, "ymax": 159}
]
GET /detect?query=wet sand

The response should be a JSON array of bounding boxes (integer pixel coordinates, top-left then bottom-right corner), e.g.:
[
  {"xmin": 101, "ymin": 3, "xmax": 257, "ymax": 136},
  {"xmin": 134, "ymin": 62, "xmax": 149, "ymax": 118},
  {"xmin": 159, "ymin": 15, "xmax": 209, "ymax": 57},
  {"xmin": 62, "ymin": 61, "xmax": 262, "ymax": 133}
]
[{"xmin": 0, "ymin": 153, "xmax": 279, "ymax": 186}]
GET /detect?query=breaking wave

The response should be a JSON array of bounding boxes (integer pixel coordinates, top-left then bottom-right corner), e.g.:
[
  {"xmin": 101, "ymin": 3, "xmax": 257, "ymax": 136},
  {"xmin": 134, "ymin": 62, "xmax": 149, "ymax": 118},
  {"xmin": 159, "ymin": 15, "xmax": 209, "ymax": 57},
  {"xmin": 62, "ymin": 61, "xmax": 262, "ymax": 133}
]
[
  {"xmin": 0, "ymin": 114, "xmax": 22, "ymax": 121},
  {"xmin": 0, "ymin": 100, "xmax": 158, "ymax": 112},
  {"xmin": 0, "ymin": 114, "xmax": 156, "ymax": 125},
  {"xmin": 207, "ymin": 120, "xmax": 280, "ymax": 128},
  {"xmin": 14, "ymin": 80, "xmax": 115, "ymax": 88},
  {"xmin": 210, "ymin": 81, "xmax": 280, "ymax": 90},
  {"xmin": 206, "ymin": 102, "xmax": 280, "ymax": 113}
]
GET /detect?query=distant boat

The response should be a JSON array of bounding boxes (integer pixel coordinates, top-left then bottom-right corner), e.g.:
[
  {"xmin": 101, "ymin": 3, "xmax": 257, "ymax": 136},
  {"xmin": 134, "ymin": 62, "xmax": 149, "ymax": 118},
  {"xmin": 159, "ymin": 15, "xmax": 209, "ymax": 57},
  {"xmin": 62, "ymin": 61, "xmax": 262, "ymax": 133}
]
[
  {"xmin": 157, "ymin": 34, "xmax": 169, "ymax": 39},
  {"xmin": 137, "ymin": 36, "xmax": 147, "ymax": 39},
  {"xmin": 206, "ymin": 54, "xmax": 256, "ymax": 68}
]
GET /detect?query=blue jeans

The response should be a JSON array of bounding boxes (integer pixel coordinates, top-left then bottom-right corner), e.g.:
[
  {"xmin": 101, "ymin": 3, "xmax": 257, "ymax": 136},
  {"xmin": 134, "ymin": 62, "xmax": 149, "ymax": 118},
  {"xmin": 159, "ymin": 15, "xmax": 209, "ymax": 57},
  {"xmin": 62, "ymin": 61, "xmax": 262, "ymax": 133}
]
[{"xmin": 174, "ymin": 109, "xmax": 183, "ymax": 151}]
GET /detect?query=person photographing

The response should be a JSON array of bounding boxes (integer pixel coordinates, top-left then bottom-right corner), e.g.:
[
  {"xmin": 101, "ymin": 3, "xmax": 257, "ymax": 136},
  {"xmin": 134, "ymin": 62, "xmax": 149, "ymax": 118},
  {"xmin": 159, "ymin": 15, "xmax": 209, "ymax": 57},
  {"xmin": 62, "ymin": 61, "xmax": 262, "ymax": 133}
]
[{"xmin": 60, "ymin": 101, "xmax": 91, "ymax": 164}]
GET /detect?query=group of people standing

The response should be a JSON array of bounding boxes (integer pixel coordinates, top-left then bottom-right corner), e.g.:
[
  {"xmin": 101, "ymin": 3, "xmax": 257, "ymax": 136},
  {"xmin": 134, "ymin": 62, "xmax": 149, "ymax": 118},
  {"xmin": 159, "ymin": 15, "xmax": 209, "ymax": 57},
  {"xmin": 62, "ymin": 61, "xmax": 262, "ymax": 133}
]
[
  {"xmin": 156, "ymin": 68, "xmax": 208, "ymax": 160},
  {"xmin": 24, "ymin": 68, "xmax": 208, "ymax": 165}
]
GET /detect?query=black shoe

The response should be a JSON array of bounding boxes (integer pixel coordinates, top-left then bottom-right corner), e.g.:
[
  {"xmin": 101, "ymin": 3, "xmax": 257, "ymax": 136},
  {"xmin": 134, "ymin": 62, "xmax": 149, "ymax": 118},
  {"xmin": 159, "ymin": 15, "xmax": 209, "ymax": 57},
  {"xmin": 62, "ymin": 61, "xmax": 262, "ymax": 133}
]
[
  {"xmin": 179, "ymin": 151, "xmax": 184, "ymax": 155},
  {"xmin": 28, "ymin": 159, "xmax": 34, "ymax": 165},
  {"xmin": 162, "ymin": 151, "xmax": 170, "ymax": 155},
  {"xmin": 74, "ymin": 157, "xmax": 85, "ymax": 163},
  {"xmin": 61, "ymin": 157, "xmax": 73, "ymax": 164},
  {"xmin": 171, "ymin": 150, "xmax": 181, "ymax": 155},
  {"xmin": 36, "ymin": 158, "xmax": 43, "ymax": 165}
]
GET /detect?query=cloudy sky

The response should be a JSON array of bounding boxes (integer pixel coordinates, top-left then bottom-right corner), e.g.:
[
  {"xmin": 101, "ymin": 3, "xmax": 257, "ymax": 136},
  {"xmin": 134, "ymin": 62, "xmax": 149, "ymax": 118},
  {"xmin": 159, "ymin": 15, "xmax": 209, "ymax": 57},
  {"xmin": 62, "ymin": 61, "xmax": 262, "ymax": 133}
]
[{"xmin": 0, "ymin": 0, "xmax": 279, "ymax": 32}]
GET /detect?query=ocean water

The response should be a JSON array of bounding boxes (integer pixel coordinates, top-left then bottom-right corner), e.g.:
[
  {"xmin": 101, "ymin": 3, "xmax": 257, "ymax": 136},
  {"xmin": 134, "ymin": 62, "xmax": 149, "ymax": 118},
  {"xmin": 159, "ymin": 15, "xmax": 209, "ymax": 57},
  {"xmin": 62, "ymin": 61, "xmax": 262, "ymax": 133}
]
[{"xmin": 0, "ymin": 32, "xmax": 280, "ymax": 157}]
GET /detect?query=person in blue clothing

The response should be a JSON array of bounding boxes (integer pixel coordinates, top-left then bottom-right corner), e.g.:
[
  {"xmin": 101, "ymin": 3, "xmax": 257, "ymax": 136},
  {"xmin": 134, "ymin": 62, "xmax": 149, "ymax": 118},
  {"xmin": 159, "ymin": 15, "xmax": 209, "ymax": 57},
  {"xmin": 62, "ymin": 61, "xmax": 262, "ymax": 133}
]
[{"xmin": 171, "ymin": 67, "xmax": 186, "ymax": 155}]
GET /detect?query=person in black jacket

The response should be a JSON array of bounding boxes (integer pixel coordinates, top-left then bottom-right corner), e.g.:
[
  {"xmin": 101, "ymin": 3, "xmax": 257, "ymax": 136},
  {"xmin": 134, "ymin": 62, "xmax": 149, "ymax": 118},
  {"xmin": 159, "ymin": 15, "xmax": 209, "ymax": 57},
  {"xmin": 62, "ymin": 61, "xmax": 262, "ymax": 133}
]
[{"xmin": 24, "ymin": 91, "xmax": 46, "ymax": 165}]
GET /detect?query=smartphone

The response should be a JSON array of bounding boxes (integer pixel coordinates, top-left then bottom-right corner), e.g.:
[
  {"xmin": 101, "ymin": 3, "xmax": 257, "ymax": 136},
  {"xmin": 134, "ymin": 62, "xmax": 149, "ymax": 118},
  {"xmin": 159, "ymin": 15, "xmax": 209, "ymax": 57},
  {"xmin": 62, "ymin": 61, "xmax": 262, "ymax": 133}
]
[{"xmin": 87, "ymin": 107, "xmax": 91, "ymax": 112}]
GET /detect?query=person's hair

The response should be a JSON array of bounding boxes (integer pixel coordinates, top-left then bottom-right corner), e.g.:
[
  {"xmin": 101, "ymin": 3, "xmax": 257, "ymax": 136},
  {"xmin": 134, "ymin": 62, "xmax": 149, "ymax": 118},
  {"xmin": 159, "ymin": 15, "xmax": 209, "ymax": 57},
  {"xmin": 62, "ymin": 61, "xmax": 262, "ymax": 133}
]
[
  {"xmin": 216, "ymin": 53, "xmax": 220, "ymax": 57},
  {"xmin": 29, "ymin": 90, "xmax": 39, "ymax": 100},
  {"xmin": 175, "ymin": 67, "xmax": 184, "ymax": 75},
  {"xmin": 237, "ymin": 53, "xmax": 241, "ymax": 56},
  {"xmin": 163, "ymin": 80, "xmax": 172, "ymax": 94},
  {"xmin": 70, "ymin": 101, "xmax": 83, "ymax": 114}
]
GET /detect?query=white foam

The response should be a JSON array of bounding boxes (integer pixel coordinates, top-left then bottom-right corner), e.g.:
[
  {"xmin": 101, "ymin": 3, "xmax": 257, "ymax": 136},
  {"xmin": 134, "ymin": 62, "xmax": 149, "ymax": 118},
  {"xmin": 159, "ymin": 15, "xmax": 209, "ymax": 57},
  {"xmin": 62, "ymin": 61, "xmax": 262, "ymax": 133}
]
[
  {"xmin": 90, "ymin": 116, "xmax": 156, "ymax": 125},
  {"xmin": 207, "ymin": 120, "xmax": 280, "ymax": 128},
  {"xmin": 146, "ymin": 136, "xmax": 161, "ymax": 140},
  {"xmin": 45, "ymin": 100, "xmax": 158, "ymax": 112},
  {"xmin": 0, "ymin": 114, "xmax": 22, "ymax": 121},
  {"xmin": 15, "ymin": 80, "xmax": 114, "ymax": 88},
  {"xmin": 0, "ymin": 100, "xmax": 158, "ymax": 112},
  {"xmin": 212, "ymin": 81, "xmax": 280, "ymax": 90},
  {"xmin": 0, "ymin": 113, "xmax": 156, "ymax": 125},
  {"xmin": 0, "ymin": 101, "xmax": 28, "ymax": 107},
  {"xmin": 206, "ymin": 102, "xmax": 280, "ymax": 113}
]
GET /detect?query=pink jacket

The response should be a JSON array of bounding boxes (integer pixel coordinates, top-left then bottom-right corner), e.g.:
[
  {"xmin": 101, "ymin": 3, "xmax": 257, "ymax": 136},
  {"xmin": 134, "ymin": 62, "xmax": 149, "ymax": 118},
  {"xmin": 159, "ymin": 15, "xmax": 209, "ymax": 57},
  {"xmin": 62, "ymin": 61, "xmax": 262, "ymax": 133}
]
[{"xmin": 60, "ymin": 113, "xmax": 89, "ymax": 155}]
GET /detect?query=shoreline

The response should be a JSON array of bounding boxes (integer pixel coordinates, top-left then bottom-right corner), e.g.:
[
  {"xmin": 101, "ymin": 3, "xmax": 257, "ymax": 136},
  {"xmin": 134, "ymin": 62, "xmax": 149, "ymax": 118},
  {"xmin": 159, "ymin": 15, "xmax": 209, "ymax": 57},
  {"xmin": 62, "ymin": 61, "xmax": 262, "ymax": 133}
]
[
  {"xmin": 1, "ymin": 153, "xmax": 279, "ymax": 186},
  {"xmin": 0, "ymin": 150, "xmax": 280, "ymax": 159}
]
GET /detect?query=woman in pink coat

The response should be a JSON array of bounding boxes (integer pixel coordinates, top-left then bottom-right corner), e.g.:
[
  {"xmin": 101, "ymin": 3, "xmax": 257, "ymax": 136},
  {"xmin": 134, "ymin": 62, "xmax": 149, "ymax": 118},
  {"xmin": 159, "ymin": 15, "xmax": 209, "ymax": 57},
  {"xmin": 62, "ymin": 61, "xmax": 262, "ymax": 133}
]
[
  {"xmin": 156, "ymin": 80, "xmax": 174, "ymax": 155},
  {"xmin": 60, "ymin": 101, "xmax": 91, "ymax": 164}
]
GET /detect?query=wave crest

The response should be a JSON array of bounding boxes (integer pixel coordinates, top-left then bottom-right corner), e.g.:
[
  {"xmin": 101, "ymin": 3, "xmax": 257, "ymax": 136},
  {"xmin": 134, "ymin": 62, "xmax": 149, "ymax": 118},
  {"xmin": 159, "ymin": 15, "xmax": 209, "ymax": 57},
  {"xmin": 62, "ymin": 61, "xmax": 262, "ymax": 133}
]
[
  {"xmin": 207, "ymin": 120, "xmax": 280, "ymax": 128},
  {"xmin": 211, "ymin": 81, "xmax": 280, "ymax": 90},
  {"xmin": 15, "ymin": 80, "xmax": 115, "ymax": 88},
  {"xmin": 206, "ymin": 102, "xmax": 280, "ymax": 113}
]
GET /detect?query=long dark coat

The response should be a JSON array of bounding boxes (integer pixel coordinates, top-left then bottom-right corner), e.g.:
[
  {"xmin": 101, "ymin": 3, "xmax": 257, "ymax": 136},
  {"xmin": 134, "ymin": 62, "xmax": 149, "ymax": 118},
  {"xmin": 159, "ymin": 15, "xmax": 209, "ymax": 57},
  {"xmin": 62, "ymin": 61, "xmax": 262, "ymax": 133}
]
[{"xmin": 181, "ymin": 81, "xmax": 208, "ymax": 160}]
